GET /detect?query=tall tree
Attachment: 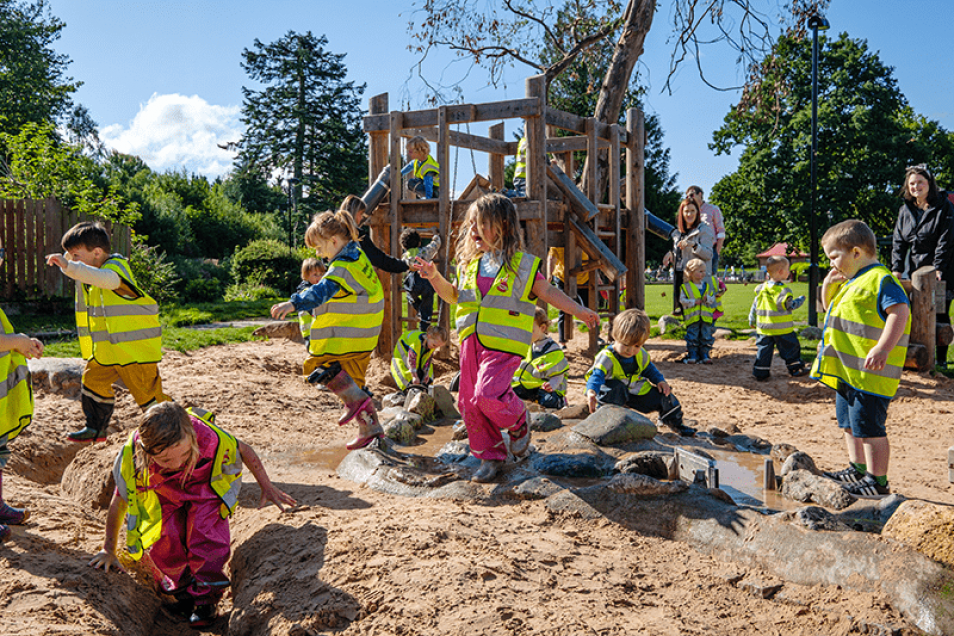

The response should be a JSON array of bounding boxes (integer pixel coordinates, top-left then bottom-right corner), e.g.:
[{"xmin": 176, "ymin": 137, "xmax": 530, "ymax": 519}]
[
  {"xmin": 710, "ymin": 32, "xmax": 954, "ymax": 257},
  {"xmin": 236, "ymin": 31, "xmax": 367, "ymax": 233}
]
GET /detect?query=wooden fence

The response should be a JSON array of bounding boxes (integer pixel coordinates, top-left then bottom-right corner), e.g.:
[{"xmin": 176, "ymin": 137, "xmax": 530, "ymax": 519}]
[{"xmin": 0, "ymin": 198, "xmax": 132, "ymax": 300}]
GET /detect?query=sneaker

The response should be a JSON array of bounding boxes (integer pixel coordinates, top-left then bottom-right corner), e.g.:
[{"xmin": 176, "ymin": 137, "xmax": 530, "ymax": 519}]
[
  {"xmin": 0, "ymin": 502, "xmax": 29, "ymax": 525},
  {"xmin": 700, "ymin": 356, "xmax": 713, "ymax": 365},
  {"xmin": 790, "ymin": 366, "xmax": 810, "ymax": 377},
  {"xmin": 823, "ymin": 465, "xmax": 865, "ymax": 484},
  {"xmin": 189, "ymin": 604, "xmax": 217, "ymax": 628},
  {"xmin": 842, "ymin": 476, "xmax": 891, "ymax": 499},
  {"xmin": 682, "ymin": 357, "xmax": 697, "ymax": 365},
  {"xmin": 753, "ymin": 375, "xmax": 770, "ymax": 382}
]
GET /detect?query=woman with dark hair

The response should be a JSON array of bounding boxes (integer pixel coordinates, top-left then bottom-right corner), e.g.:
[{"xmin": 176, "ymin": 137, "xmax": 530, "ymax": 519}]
[
  {"xmin": 891, "ymin": 164, "xmax": 954, "ymax": 367},
  {"xmin": 662, "ymin": 198, "xmax": 714, "ymax": 315}
]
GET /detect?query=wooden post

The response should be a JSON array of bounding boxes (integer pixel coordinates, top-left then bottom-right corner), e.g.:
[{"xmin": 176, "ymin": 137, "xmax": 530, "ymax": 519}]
[
  {"xmin": 368, "ymin": 94, "xmax": 391, "ymax": 356},
  {"xmin": 609, "ymin": 123, "xmax": 621, "ymax": 318},
  {"xmin": 525, "ymin": 75, "xmax": 547, "ymax": 260},
  {"xmin": 385, "ymin": 110, "xmax": 404, "ymax": 357},
  {"xmin": 912, "ymin": 265, "xmax": 937, "ymax": 370},
  {"xmin": 584, "ymin": 117, "xmax": 599, "ymax": 354},
  {"xmin": 488, "ymin": 123, "xmax": 504, "ymax": 191},
  {"xmin": 625, "ymin": 108, "xmax": 645, "ymax": 310},
  {"xmin": 437, "ymin": 106, "xmax": 452, "ymax": 357}
]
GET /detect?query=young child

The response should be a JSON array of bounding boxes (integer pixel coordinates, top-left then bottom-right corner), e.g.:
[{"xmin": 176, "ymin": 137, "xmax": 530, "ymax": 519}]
[
  {"xmin": 585, "ymin": 308, "xmax": 696, "ymax": 436},
  {"xmin": 271, "ymin": 209, "xmax": 385, "ymax": 450},
  {"xmin": 400, "ymin": 228, "xmax": 437, "ymax": 330},
  {"xmin": 296, "ymin": 258, "xmax": 326, "ymax": 341},
  {"xmin": 811, "ymin": 220, "xmax": 910, "ymax": 498},
  {"xmin": 748, "ymin": 255, "xmax": 809, "ymax": 380},
  {"xmin": 401, "ymin": 135, "xmax": 440, "ymax": 199},
  {"xmin": 711, "ymin": 276, "xmax": 727, "ymax": 322},
  {"xmin": 391, "ymin": 325, "xmax": 448, "ymax": 392},
  {"xmin": 512, "ymin": 307, "xmax": 568, "ymax": 409},
  {"xmin": 0, "ymin": 239, "xmax": 44, "ymax": 541},
  {"xmin": 418, "ymin": 193, "xmax": 598, "ymax": 483},
  {"xmin": 47, "ymin": 222, "xmax": 169, "ymax": 443},
  {"xmin": 90, "ymin": 402, "xmax": 295, "ymax": 627},
  {"xmin": 679, "ymin": 258, "xmax": 718, "ymax": 364}
]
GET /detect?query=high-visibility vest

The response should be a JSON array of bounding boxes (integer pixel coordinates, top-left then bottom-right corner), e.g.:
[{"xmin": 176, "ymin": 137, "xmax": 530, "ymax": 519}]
[
  {"xmin": 456, "ymin": 251, "xmax": 541, "ymax": 356},
  {"xmin": 585, "ymin": 345, "xmax": 652, "ymax": 396},
  {"xmin": 680, "ymin": 279, "xmax": 716, "ymax": 325},
  {"xmin": 76, "ymin": 255, "xmax": 162, "ymax": 366},
  {"xmin": 513, "ymin": 137, "xmax": 527, "ymax": 181},
  {"xmin": 754, "ymin": 282, "xmax": 795, "ymax": 335},
  {"xmin": 391, "ymin": 330, "xmax": 435, "ymax": 391},
  {"xmin": 810, "ymin": 265, "xmax": 910, "ymax": 398},
  {"xmin": 0, "ymin": 309, "xmax": 33, "ymax": 448},
  {"xmin": 308, "ymin": 246, "xmax": 384, "ymax": 357},
  {"xmin": 512, "ymin": 337, "xmax": 568, "ymax": 396},
  {"xmin": 113, "ymin": 407, "xmax": 242, "ymax": 560},
  {"xmin": 412, "ymin": 156, "xmax": 440, "ymax": 188}
]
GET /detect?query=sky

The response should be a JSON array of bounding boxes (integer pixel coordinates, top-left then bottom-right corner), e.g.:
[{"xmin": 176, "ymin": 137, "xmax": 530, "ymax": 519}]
[{"xmin": 48, "ymin": 0, "xmax": 954, "ymax": 201}]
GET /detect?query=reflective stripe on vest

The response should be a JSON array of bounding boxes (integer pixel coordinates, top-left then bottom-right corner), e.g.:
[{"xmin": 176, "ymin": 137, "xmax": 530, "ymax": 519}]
[
  {"xmin": 0, "ymin": 309, "xmax": 33, "ymax": 448},
  {"xmin": 512, "ymin": 338, "xmax": 568, "ymax": 395},
  {"xmin": 755, "ymin": 282, "xmax": 794, "ymax": 335},
  {"xmin": 309, "ymin": 247, "xmax": 384, "ymax": 357},
  {"xmin": 81, "ymin": 256, "xmax": 162, "ymax": 366},
  {"xmin": 513, "ymin": 137, "xmax": 527, "ymax": 180},
  {"xmin": 391, "ymin": 330, "xmax": 435, "ymax": 391},
  {"xmin": 413, "ymin": 156, "xmax": 440, "ymax": 187},
  {"xmin": 455, "ymin": 251, "xmax": 540, "ymax": 356},
  {"xmin": 810, "ymin": 265, "xmax": 911, "ymax": 398},
  {"xmin": 584, "ymin": 345, "xmax": 652, "ymax": 396},
  {"xmin": 680, "ymin": 279, "xmax": 715, "ymax": 325}
]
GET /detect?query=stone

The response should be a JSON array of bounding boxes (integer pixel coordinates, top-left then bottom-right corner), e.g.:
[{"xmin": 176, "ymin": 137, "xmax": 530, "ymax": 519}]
[
  {"xmin": 779, "ymin": 451, "xmax": 820, "ymax": 477},
  {"xmin": 725, "ymin": 434, "xmax": 772, "ymax": 453},
  {"xmin": 451, "ymin": 420, "xmax": 468, "ymax": 441},
  {"xmin": 770, "ymin": 443, "xmax": 799, "ymax": 463},
  {"xmin": 530, "ymin": 452, "xmax": 612, "ymax": 479},
  {"xmin": 614, "ymin": 452, "xmax": 671, "ymax": 479},
  {"xmin": 708, "ymin": 426, "xmax": 732, "ymax": 438},
  {"xmin": 529, "ymin": 412, "xmax": 562, "ymax": 433},
  {"xmin": 785, "ymin": 506, "xmax": 852, "ymax": 532},
  {"xmin": 780, "ymin": 469, "xmax": 855, "ymax": 510},
  {"xmin": 572, "ymin": 405, "xmax": 657, "ymax": 446},
  {"xmin": 605, "ymin": 473, "xmax": 688, "ymax": 497},
  {"xmin": 554, "ymin": 403, "xmax": 589, "ymax": 420},
  {"xmin": 657, "ymin": 314, "xmax": 681, "ymax": 335},
  {"xmin": 882, "ymin": 499, "xmax": 954, "ymax": 568},
  {"xmin": 505, "ymin": 476, "xmax": 565, "ymax": 500},
  {"xmin": 740, "ymin": 579, "xmax": 784, "ymax": 599},
  {"xmin": 28, "ymin": 357, "xmax": 84, "ymax": 399},
  {"xmin": 713, "ymin": 327, "xmax": 733, "ymax": 340},
  {"xmin": 431, "ymin": 384, "xmax": 460, "ymax": 419},
  {"xmin": 383, "ymin": 418, "xmax": 416, "ymax": 445},
  {"xmin": 435, "ymin": 440, "xmax": 471, "ymax": 464},
  {"xmin": 405, "ymin": 390, "xmax": 437, "ymax": 425},
  {"xmin": 381, "ymin": 392, "xmax": 406, "ymax": 409},
  {"xmin": 798, "ymin": 326, "xmax": 823, "ymax": 340},
  {"xmin": 251, "ymin": 320, "xmax": 305, "ymax": 343},
  {"xmin": 379, "ymin": 406, "xmax": 408, "ymax": 422}
]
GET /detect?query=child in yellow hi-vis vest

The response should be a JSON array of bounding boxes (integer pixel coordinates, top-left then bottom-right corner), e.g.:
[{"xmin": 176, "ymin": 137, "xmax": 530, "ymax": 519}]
[
  {"xmin": 90, "ymin": 402, "xmax": 294, "ymax": 628},
  {"xmin": 296, "ymin": 257, "xmax": 326, "ymax": 341},
  {"xmin": 748, "ymin": 255, "xmax": 808, "ymax": 380},
  {"xmin": 391, "ymin": 325, "xmax": 448, "ymax": 392},
  {"xmin": 679, "ymin": 258, "xmax": 718, "ymax": 364},
  {"xmin": 47, "ymin": 222, "xmax": 170, "ymax": 444},
  {"xmin": 511, "ymin": 307, "xmax": 568, "ymax": 409}
]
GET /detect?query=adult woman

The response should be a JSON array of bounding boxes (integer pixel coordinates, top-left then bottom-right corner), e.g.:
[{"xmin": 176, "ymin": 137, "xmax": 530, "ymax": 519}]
[
  {"xmin": 891, "ymin": 164, "xmax": 954, "ymax": 366},
  {"xmin": 662, "ymin": 198, "xmax": 714, "ymax": 316}
]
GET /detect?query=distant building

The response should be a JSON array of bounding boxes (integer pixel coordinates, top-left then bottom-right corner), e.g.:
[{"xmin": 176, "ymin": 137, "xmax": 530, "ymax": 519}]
[{"xmin": 756, "ymin": 243, "xmax": 809, "ymax": 269}]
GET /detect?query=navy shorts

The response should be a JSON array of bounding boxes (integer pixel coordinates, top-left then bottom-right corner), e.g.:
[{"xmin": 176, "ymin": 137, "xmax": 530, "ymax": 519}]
[{"xmin": 835, "ymin": 383, "xmax": 890, "ymax": 439}]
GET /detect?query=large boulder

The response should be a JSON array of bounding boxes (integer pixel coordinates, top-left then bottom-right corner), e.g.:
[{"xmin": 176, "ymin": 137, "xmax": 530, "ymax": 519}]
[
  {"xmin": 657, "ymin": 314, "xmax": 681, "ymax": 335},
  {"xmin": 614, "ymin": 451, "xmax": 672, "ymax": 479},
  {"xmin": 251, "ymin": 320, "xmax": 305, "ymax": 343},
  {"xmin": 529, "ymin": 412, "xmax": 562, "ymax": 432},
  {"xmin": 405, "ymin": 389, "xmax": 438, "ymax": 423},
  {"xmin": 780, "ymin": 469, "xmax": 854, "ymax": 510},
  {"xmin": 431, "ymin": 384, "xmax": 460, "ymax": 419},
  {"xmin": 572, "ymin": 405, "xmax": 657, "ymax": 446},
  {"xmin": 882, "ymin": 499, "xmax": 954, "ymax": 568}
]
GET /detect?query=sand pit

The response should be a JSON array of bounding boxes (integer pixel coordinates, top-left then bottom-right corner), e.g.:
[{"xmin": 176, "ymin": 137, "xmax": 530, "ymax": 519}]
[{"xmin": 2, "ymin": 333, "xmax": 952, "ymax": 635}]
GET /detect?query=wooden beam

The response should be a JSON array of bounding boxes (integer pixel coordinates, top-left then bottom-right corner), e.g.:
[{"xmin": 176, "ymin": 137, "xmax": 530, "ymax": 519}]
[
  {"xmin": 386, "ymin": 110, "xmax": 404, "ymax": 357},
  {"xmin": 625, "ymin": 107, "xmax": 646, "ymax": 310},
  {"xmin": 546, "ymin": 136, "xmax": 612, "ymax": 154},
  {"xmin": 370, "ymin": 199, "xmax": 543, "ymax": 225},
  {"xmin": 910, "ymin": 265, "xmax": 937, "ymax": 370},
  {"xmin": 568, "ymin": 216, "xmax": 626, "ymax": 283},
  {"xmin": 363, "ymin": 98, "xmax": 540, "ymax": 132},
  {"xmin": 400, "ymin": 126, "xmax": 514, "ymax": 156},
  {"xmin": 545, "ymin": 108, "xmax": 629, "ymax": 144},
  {"xmin": 488, "ymin": 123, "xmax": 505, "ymax": 190},
  {"xmin": 525, "ymin": 75, "xmax": 547, "ymax": 260},
  {"xmin": 437, "ymin": 106, "xmax": 452, "ymax": 358},
  {"xmin": 547, "ymin": 163, "xmax": 600, "ymax": 222}
]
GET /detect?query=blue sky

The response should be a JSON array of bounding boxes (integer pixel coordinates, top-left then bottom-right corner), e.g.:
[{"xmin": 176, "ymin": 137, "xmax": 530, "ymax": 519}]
[{"xmin": 50, "ymin": 1, "xmax": 954, "ymax": 200}]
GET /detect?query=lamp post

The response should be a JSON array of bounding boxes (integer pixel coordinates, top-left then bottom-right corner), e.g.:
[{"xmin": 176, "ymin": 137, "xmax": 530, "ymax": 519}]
[
  {"xmin": 286, "ymin": 177, "xmax": 301, "ymax": 250},
  {"xmin": 807, "ymin": 13, "xmax": 830, "ymax": 327}
]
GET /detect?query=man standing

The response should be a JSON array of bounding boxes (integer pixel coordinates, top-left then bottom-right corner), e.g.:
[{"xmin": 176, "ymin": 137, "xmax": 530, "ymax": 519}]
[{"xmin": 687, "ymin": 186, "xmax": 725, "ymax": 275}]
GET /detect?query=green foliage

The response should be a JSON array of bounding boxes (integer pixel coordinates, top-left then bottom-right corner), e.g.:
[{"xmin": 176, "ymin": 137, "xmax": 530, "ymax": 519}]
[
  {"xmin": 223, "ymin": 282, "xmax": 284, "ymax": 303},
  {"xmin": 160, "ymin": 325, "xmax": 263, "ymax": 353},
  {"xmin": 230, "ymin": 239, "xmax": 300, "ymax": 292},
  {"xmin": 128, "ymin": 238, "xmax": 181, "ymax": 305},
  {"xmin": 182, "ymin": 278, "xmax": 223, "ymax": 303}
]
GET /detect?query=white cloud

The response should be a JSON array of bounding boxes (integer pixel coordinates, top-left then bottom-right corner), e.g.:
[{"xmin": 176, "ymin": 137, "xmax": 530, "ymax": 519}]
[{"xmin": 101, "ymin": 93, "xmax": 242, "ymax": 178}]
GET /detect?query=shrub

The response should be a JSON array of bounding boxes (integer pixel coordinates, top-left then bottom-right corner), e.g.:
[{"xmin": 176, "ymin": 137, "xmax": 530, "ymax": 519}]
[
  {"xmin": 230, "ymin": 239, "xmax": 300, "ymax": 293},
  {"xmin": 128, "ymin": 239, "xmax": 181, "ymax": 305},
  {"xmin": 223, "ymin": 282, "xmax": 283, "ymax": 302},
  {"xmin": 183, "ymin": 278, "xmax": 223, "ymax": 303}
]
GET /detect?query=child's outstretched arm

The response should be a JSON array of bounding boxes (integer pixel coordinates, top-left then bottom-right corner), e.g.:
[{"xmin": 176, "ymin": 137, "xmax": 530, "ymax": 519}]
[
  {"xmin": 416, "ymin": 257, "xmax": 458, "ymax": 304},
  {"xmin": 89, "ymin": 491, "xmax": 128, "ymax": 573},
  {"xmin": 238, "ymin": 441, "xmax": 297, "ymax": 512},
  {"xmin": 865, "ymin": 303, "xmax": 910, "ymax": 371},
  {"xmin": 533, "ymin": 278, "xmax": 599, "ymax": 330},
  {"xmin": 46, "ymin": 254, "xmax": 121, "ymax": 290},
  {"xmin": 0, "ymin": 332, "xmax": 43, "ymax": 359}
]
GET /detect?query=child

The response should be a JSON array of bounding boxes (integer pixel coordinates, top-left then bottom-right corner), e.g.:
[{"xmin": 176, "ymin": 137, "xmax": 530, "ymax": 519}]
[
  {"xmin": 400, "ymin": 228, "xmax": 437, "ymax": 330},
  {"xmin": 711, "ymin": 276, "xmax": 727, "ymax": 322},
  {"xmin": 512, "ymin": 307, "xmax": 568, "ymax": 409},
  {"xmin": 417, "ymin": 193, "xmax": 598, "ymax": 483},
  {"xmin": 271, "ymin": 210, "xmax": 385, "ymax": 450},
  {"xmin": 90, "ymin": 402, "xmax": 295, "ymax": 627},
  {"xmin": 585, "ymin": 308, "xmax": 696, "ymax": 437},
  {"xmin": 811, "ymin": 220, "xmax": 910, "ymax": 498},
  {"xmin": 748, "ymin": 255, "xmax": 809, "ymax": 380},
  {"xmin": 401, "ymin": 135, "xmax": 440, "ymax": 199},
  {"xmin": 296, "ymin": 258, "xmax": 326, "ymax": 341},
  {"xmin": 679, "ymin": 258, "xmax": 718, "ymax": 364},
  {"xmin": 391, "ymin": 325, "xmax": 448, "ymax": 392},
  {"xmin": 47, "ymin": 222, "xmax": 169, "ymax": 443},
  {"xmin": 0, "ymin": 239, "xmax": 44, "ymax": 541}
]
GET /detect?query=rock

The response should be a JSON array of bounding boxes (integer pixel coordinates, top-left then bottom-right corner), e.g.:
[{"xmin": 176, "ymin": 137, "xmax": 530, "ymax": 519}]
[
  {"xmin": 381, "ymin": 392, "xmax": 406, "ymax": 409},
  {"xmin": 28, "ymin": 357, "xmax": 84, "ymax": 399},
  {"xmin": 783, "ymin": 506, "xmax": 852, "ymax": 532},
  {"xmin": 405, "ymin": 390, "xmax": 438, "ymax": 423},
  {"xmin": 657, "ymin": 314, "xmax": 681, "ymax": 335},
  {"xmin": 60, "ymin": 442, "xmax": 119, "ymax": 510},
  {"xmin": 529, "ymin": 412, "xmax": 562, "ymax": 433},
  {"xmin": 435, "ymin": 440, "xmax": 471, "ymax": 464},
  {"xmin": 713, "ymin": 327, "xmax": 733, "ymax": 340},
  {"xmin": 740, "ymin": 578, "xmax": 784, "ymax": 599},
  {"xmin": 451, "ymin": 420, "xmax": 468, "ymax": 441},
  {"xmin": 379, "ymin": 407, "xmax": 414, "ymax": 425},
  {"xmin": 251, "ymin": 320, "xmax": 304, "ymax": 343},
  {"xmin": 780, "ymin": 469, "xmax": 855, "ymax": 510},
  {"xmin": 605, "ymin": 473, "xmax": 688, "ymax": 497},
  {"xmin": 526, "ymin": 402, "xmax": 543, "ymax": 413},
  {"xmin": 770, "ymin": 443, "xmax": 799, "ymax": 463},
  {"xmin": 505, "ymin": 476, "xmax": 565, "ymax": 500},
  {"xmin": 725, "ymin": 434, "xmax": 772, "ymax": 453},
  {"xmin": 530, "ymin": 452, "xmax": 611, "ymax": 479},
  {"xmin": 383, "ymin": 418, "xmax": 416, "ymax": 445},
  {"xmin": 431, "ymin": 384, "xmax": 460, "ymax": 419},
  {"xmin": 614, "ymin": 452, "xmax": 671, "ymax": 479},
  {"xmin": 708, "ymin": 426, "xmax": 732, "ymax": 438},
  {"xmin": 572, "ymin": 405, "xmax": 657, "ymax": 446},
  {"xmin": 554, "ymin": 403, "xmax": 589, "ymax": 420},
  {"xmin": 882, "ymin": 500, "xmax": 954, "ymax": 568},
  {"xmin": 798, "ymin": 326, "xmax": 823, "ymax": 340},
  {"xmin": 779, "ymin": 451, "xmax": 820, "ymax": 477}
]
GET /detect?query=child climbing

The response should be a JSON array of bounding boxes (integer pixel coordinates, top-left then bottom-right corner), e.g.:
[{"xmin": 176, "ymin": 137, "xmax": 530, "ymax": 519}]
[
  {"xmin": 417, "ymin": 193, "xmax": 599, "ymax": 483},
  {"xmin": 679, "ymin": 258, "xmax": 718, "ymax": 364},
  {"xmin": 90, "ymin": 402, "xmax": 295, "ymax": 628},
  {"xmin": 511, "ymin": 307, "xmax": 568, "ymax": 409},
  {"xmin": 271, "ymin": 209, "xmax": 385, "ymax": 450},
  {"xmin": 748, "ymin": 255, "xmax": 809, "ymax": 380},
  {"xmin": 402, "ymin": 135, "xmax": 440, "ymax": 199},
  {"xmin": 399, "ymin": 228, "xmax": 438, "ymax": 330},
  {"xmin": 46, "ymin": 222, "xmax": 170, "ymax": 443},
  {"xmin": 391, "ymin": 325, "xmax": 448, "ymax": 392},
  {"xmin": 296, "ymin": 257, "xmax": 326, "ymax": 342}
]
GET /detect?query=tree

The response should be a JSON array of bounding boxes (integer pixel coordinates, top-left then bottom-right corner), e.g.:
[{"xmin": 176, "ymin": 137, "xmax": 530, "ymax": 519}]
[
  {"xmin": 709, "ymin": 33, "xmax": 954, "ymax": 258},
  {"xmin": 235, "ymin": 31, "xmax": 367, "ymax": 235}
]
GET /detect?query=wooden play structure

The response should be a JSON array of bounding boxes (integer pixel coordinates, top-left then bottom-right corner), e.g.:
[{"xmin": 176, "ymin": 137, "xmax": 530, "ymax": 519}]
[
  {"xmin": 900, "ymin": 266, "xmax": 951, "ymax": 371},
  {"xmin": 360, "ymin": 74, "xmax": 652, "ymax": 357}
]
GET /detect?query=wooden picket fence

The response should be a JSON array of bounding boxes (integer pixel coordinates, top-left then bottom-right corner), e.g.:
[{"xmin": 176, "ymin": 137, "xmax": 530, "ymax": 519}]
[{"xmin": 0, "ymin": 198, "xmax": 132, "ymax": 300}]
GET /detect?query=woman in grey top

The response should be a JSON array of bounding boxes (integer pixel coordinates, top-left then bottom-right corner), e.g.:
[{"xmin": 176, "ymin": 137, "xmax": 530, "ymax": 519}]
[{"xmin": 662, "ymin": 198, "xmax": 714, "ymax": 315}]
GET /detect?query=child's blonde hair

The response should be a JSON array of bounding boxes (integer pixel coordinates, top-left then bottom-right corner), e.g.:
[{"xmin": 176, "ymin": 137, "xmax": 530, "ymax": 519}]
[
  {"xmin": 135, "ymin": 402, "xmax": 199, "ymax": 485},
  {"xmin": 821, "ymin": 219, "xmax": 877, "ymax": 256},
  {"xmin": 765, "ymin": 255, "xmax": 790, "ymax": 272},
  {"xmin": 456, "ymin": 193, "xmax": 524, "ymax": 272},
  {"xmin": 425, "ymin": 324, "xmax": 448, "ymax": 343},
  {"xmin": 301, "ymin": 257, "xmax": 324, "ymax": 279},
  {"xmin": 408, "ymin": 135, "xmax": 430, "ymax": 156},
  {"xmin": 611, "ymin": 308, "xmax": 650, "ymax": 347},
  {"xmin": 305, "ymin": 209, "xmax": 359, "ymax": 249},
  {"xmin": 684, "ymin": 258, "xmax": 707, "ymax": 274},
  {"xmin": 533, "ymin": 306, "xmax": 550, "ymax": 328},
  {"xmin": 339, "ymin": 195, "xmax": 366, "ymax": 220}
]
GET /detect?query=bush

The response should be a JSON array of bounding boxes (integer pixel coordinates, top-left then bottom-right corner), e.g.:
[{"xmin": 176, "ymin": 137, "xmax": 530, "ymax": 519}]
[
  {"xmin": 223, "ymin": 282, "xmax": 283, "ymax": 302},
  {"xmin": 231, "ymin": 239, "xmax": 300, "ymax": 293},
  {"xmin": 790, "ymin": 261, "xmax": 810, "ymax": 281},
  {"xmin": 183, "ymin": 278, "xmax": 223, "ymax": 303},
  {"xmin": 128, "ymin": 239, "xmax": 181, "ymax": 305}
]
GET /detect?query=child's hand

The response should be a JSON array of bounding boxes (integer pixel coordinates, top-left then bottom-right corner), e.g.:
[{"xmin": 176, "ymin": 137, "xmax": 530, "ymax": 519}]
[
  {"xmin": 270, "ymin": 301, "xmax": 295, "ymax": 320},
  {"xmin": 587, "ymin": 391, "xmax": 598, "ymax": 414},
  {"xmin": 541, "ymin": 381, "xmax": 553, "ymax": 393},
  {"xmin": 89, "ymin": 549, "xmax": 125, "ymax": 573},
  {"xmin": 657, "ymin": 381, "xmax": 672, "ymax": 396},
  {"xmin": 258, "ymin": 483, "xmax": 297, "ymax": 512},
  {"xmin": 415, "ymin": 257, "xmax": 437, "ymax": 279},
  {"xmin": 46, "ymin": 253, "xmax": 68, "ymax": 269},
  {"xmin": 864, "ymin": 344, "xmax": 890, "ymax": 372},
  {"xmin": 13, "ymin": 335, "xmax": 43, "ymax": 359},
  {"xmin": 825, "ymin": 269, "xmax": 846, "ymax": 284}
]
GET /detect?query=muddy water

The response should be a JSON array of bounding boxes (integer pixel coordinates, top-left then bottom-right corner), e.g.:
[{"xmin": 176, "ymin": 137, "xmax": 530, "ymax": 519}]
[{"xmin": 708, "ymin": 448, "xmax": 798, "ymax": 511}]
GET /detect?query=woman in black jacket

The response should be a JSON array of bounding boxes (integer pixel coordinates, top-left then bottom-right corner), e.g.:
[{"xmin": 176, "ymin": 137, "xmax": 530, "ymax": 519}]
[
  {"xmin": 891, "ymin": 164, "xmax": 954, "ymax": 367},
  {"xmin": 340, "ymin": 195, "xmax": 409, "ymax": 275}
]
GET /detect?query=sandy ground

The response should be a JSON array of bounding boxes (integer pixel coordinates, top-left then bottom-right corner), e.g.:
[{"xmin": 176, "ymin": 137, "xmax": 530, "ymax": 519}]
[{"xmin": 2, "ymin": 331, "xmax": 952, "ymax": 635}]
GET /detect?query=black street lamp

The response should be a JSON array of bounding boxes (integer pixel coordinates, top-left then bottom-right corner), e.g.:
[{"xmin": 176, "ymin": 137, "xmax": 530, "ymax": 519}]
[
  {"xmin": 286, "ymin": 177, "xmax": 301, "ymax": 250},
  {"xmin": 807, "ymin": 13, "xmax": 830, "ymax": 327}
]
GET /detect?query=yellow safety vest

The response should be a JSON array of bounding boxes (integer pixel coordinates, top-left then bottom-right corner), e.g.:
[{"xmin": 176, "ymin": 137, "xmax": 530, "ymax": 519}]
[
  {"xmin": 113, "ymin": 407, "xmax": 243, "ymax": 560},
  {"xmin": 810, "ymin": 265, "xmax": 911, "ymax": 398},
  {"xmin": 585, "ymin": 345, "xmax": 652, "ymax": 396},
  {"xmin": 77, "ymin": 255, "xmax": 162, "ymax": 366},
  {"xmin": 754, "ymin": 282, "xmax": 795, "ymax": 336},
  {"xmin": 513, "ymin": 137, "xmax": 527, "ymax": 181},
  {"xmin": 680, "ymin": 279, "xmax": 716, "ymax": 325},
  {"xmin": 309, "ymin": 246, "xmax": 384, "ymax": 357},
  {"xmin": 391, "ymin": 330, "xmax": 436, "ymax": 391},
  {"xmin": 412, "ymin": 156, "xmax": 440, "ymax": 188},
  {"xmin": 456, "ymin": 252, "xmax": 541, "ymax": 356},
  {"xmin": 512, "ymin": 337, "xmax": 568, "ymax": 396},
  {"xmin": 0, "ymin": 309, "xmax": 33, "ymax": 448}
]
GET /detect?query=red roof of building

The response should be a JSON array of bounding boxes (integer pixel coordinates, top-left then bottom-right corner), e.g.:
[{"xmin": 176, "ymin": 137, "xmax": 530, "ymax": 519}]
[{"xmin": 756, "ymin": 242, "xmax": 809, "ymax": 258}]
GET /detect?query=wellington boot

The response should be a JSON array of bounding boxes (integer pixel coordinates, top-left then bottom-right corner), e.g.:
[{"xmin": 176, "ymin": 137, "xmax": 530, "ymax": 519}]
[
  {"xmin": 346, "ymin": 401, "xmax": 383, "ymax": 450},
  {"xmin": 0, "ymin": 502, "xmax": 29, "ymax": 525},
  {"xmin": 308, "ymin": 362, "xmax": 373, "ymax": 426},
  {"xmin": 66, "ymin": 426, "xmax": 108, "ymax": 444}
]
